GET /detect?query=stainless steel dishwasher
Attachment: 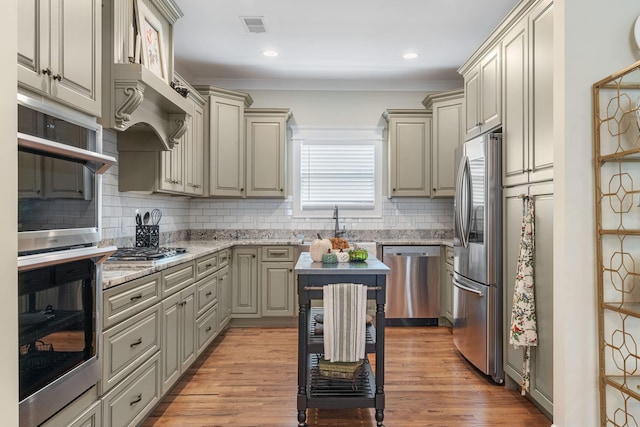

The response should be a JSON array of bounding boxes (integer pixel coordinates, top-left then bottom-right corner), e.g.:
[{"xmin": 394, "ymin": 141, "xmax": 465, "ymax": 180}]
[{"xmin": 382, "ymin": 246, "xmax": 440, "ymax": 326}]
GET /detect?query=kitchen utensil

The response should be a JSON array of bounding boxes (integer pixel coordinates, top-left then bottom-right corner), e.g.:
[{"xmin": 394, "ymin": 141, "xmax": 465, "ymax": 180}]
[
  {"xmin": 135, "ymin": 210, "xmax": 142, "ymax": 226},
  {"xmin": 151, "ymin": 208, "xmax": 162, "ymax": 225},
  {"xmin": 143, "ymin": 211, "xmax": 150, "ymax": 225}
]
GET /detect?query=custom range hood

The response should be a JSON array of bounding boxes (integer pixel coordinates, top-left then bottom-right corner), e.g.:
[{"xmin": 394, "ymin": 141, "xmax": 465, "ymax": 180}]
[{"xmin": 101, "ymin": 0, "xmax": 189, "ymax": 152}]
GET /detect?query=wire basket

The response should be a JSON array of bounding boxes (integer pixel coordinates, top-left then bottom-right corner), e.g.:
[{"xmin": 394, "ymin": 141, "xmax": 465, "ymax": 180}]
[{"xmin": 136, "ymin": 225, "xmax": 159, "ymax": 247}]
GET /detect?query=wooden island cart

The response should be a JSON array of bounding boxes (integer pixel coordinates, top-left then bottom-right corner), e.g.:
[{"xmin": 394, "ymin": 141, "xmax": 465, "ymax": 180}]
[{"xmin": 294, "ymin": 252, "xmax": 389, "ymax": 427}]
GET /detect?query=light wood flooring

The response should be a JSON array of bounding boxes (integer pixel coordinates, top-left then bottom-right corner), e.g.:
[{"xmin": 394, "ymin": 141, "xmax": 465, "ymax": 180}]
[{"xmin": 143, "ymin": 326, "xmax": 552, "ymax": 427}]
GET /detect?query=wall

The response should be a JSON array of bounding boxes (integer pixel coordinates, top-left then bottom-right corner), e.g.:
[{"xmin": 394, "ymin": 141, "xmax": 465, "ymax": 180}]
[
  {"xmin": 101, "ymin": 89, "xmax": 455, "ymax": 243},
  {"xmin": 554, "ymin": 1, "xmax": 640, "ymax": 426},
  {"xmin": 1, "ymin": 1, "xmax": 19, "ymax": 424}
]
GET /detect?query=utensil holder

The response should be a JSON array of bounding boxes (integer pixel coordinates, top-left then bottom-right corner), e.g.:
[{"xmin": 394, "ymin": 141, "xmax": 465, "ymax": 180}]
[{"xmin": 136, "ymin": 225, "xmax": 159, "ymax": 247}]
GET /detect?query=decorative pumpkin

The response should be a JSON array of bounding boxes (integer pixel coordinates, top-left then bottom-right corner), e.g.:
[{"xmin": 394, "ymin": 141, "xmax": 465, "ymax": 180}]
[
  {"xmin": 322, "ymin": 249, "xmax": 338, "ymax": 264},
  {"xmin": 310, "ymin": 234, "xmax": 332, "ymax": 262},
  {"xmin": 336, "ymin": 249, "xmax": 350, "ymax": 263},
  {"xmin": 349, "ymin": 247, "xmax": 369, "ymax": 262}
]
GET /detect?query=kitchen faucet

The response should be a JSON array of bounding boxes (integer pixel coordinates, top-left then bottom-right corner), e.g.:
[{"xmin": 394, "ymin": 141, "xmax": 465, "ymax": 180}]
[{"xmin": 333, "ymin": 205, "xmax": 346, "ymax": 238}]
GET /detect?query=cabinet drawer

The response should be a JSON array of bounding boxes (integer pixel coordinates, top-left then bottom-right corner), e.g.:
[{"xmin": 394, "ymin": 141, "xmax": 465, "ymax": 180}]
[
  {"xmin": 445, "ymin": 246, "xmax": 454, "ymax": 265},
  {"xmin": 197, "ymin": 304, "xmax": 219, "ymax": 355},
  {"xmin": 103, "ymin": 273, "xmax": 161, "ymax": 329},
  {"xmin": 196, "ymin": 272, "xmax": 218, "ymax": 317},
  {"xmin": 218, "ymin": 249, "xmax": 230, "ymax": 268},
  {"xmin": 196, "ymin": 252, "xmax": 218, "ymax": 280},
  {"xmin": 261, "ymin": 246, "xmax": 294, "ymax": 262},
  {"xmin": 102, "ymin": 352, "xmax": 161, "ymax": 427},
  {"xmin": 101, "ymin": 304, "xmax": 161, "ymax": 393},
  {"xmin": 162, "ymin": 261, "xmax": 195, "ymax": 298}
]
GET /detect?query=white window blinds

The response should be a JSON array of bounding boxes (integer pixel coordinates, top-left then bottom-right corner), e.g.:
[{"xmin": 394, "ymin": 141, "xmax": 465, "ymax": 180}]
[{"xmin": 300, "ymin": 141, "xmax": 376, "ymax": 209}]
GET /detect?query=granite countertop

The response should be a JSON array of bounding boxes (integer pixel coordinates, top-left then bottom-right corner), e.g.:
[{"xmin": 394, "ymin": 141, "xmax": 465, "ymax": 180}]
[{"xmin": 102, "ymin": 238, "xmax": 452, "ymax": 289}]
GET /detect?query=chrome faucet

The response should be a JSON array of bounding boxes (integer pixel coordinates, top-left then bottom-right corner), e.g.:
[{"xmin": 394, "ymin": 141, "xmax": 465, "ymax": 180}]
[{"xmin": 333, "ymin": 205, "xmax": 346, "ymax": 238}]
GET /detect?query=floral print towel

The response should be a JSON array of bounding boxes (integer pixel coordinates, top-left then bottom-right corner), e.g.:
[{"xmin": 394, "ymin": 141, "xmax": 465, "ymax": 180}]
[{"xmin": 509, "ymin": 196, "xmax": 537, "ymax": 395}]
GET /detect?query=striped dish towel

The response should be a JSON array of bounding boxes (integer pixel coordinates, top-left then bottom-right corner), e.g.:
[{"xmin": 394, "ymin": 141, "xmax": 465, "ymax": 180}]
[{"xmin": 323, "ymin": 283, "xmax": 367, "ymax": 362}]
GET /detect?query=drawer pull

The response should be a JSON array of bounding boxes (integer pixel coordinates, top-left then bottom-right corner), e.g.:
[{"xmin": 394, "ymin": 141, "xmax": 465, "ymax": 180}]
[
  {"xmin": 205, "ymin": 291, "xmax": 212, "ymax": 297},
  {"xmin": 130, "ymin": 393, "xmax": 142, "ymax": 406},
  {"xmin": 130, "ymin": 338, "xmax": 143, "ymax": 347},
  {"xmin": 270, "ymin": 250, "xmax": 287, "ymax": 256},
  {"xmin": 220, "ymin": 257, "xmax": 228, "ymax": 262},
  {"xmin": 205, "ymin": 326, "xmax": 212, "ymax": 333},
  {"xmin": 205, "ymin": 263, "xmax": 213, "ymax": 268},
  {"xmin": 130, "ymin": 293, "xmax": 143, "ymax": 301}
]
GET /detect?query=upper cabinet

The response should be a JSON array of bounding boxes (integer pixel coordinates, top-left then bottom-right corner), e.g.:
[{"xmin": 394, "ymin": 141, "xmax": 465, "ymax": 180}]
[
  {"xmin": 245, "ymin": 109, "xmax": 292, "ymax": 198},
  {"xmin": 423, "ymin": 89, "xmax": 465, "ymax": 197},
  {"xmin": 463, "ymin": 46, "xmax": 501, "ymax": 139},
  {"xmin": 18, "ymin": 0, "xmax": 101, "ymax": 116},
  {"xmin": 502, "ymin": 0, "xmax": 554, "ymax": 187},
  {"xmin": 118, "ymin": 75, "xmax": 206, "ymax": 196},
  {"xmin": 383, "ymin": 110, "xmax": 432, "ymax": 197}
]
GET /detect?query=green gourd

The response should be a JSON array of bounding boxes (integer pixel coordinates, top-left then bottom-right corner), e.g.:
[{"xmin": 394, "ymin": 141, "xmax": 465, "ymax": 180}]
[{"xmin": 321, "ymin": 249, "xmax": 338, "ymax": 264}]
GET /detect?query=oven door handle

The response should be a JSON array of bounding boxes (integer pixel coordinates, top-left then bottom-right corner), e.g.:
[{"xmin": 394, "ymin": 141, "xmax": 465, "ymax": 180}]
[
  {"xmin": 18, "ymin": 132, "xmax": 117, "ymax": 174},
  {"xmin": 18, "ymin": 246, "xmax": 118, "ymax": 271}
]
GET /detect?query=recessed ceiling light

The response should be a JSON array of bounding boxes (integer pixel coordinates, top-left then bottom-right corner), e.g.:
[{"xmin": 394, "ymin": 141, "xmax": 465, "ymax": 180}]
[
  {"xmin": 403, "ymin": 53, "xmax": 418, "ymax": 60},
  {"xmin": 262, "ymin": 50, "xmax": 278, "ymax": 57}
]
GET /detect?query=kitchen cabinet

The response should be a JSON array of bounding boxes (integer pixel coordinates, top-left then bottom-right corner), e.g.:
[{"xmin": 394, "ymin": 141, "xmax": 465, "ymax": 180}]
[
  {"xmin": 502, "ymin": 0, "xmax": 553, "ymax": 187},
  {"xmin": 17, "ymin": 0, "xmax": 101, "ymax": 116},
  {"xmin": 463, "ymin": 46, "xmax": 501, "ymax": 139},
  {"xmin": 231, "ymin": 247, "xmax": 259, "ymax": 317},
  {"xmin": 195, "ymin": 86, "xmax": 253, "ymax": 197},
  {"xmin": 440, "ymin": 245, "xmax": 454, "ymax": 325},
  {"xmin": 383, "ymin": 109, "xmax": 432, "ymax": 197},
  {"xmin": 218, "ymin": 265, "xmax": 232, "ymax": 330},
  {"xmin": 161, "ymin": 284, "xmax": 197, "ymax": 394},
  {"xmin": 40, "ymin": 387, "xmax": 101, "ymax": 427},
  {"xmin": 423, "ymin": 89, "xmax": 465, "ymax": 197},
  {"xmin": 103, "ymin": 273, "xmax": 161, "ymax": 330},
  {"xmin": 196, "ymin": 303, "xmax": 219, "ymax": 355},
  {"xmin": 503, "ymin": 183, "xmax": 553, "ymax": 416},
  {"xmin": 118, "ymin": 76, "xmax": 206, "ymax": 196},
  {"xmin": 245, "ymin": 109, "xmax": 292, "ymax": 198},
  {"xmin": 260, "ymin": 246, "xmax": 295, "ymax": 316}
]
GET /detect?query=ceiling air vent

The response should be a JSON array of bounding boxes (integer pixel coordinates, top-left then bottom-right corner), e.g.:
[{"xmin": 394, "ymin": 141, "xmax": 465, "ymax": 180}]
[{"xmin": 241, "ymin": 16, "xmax": 267, "ymax": 33}]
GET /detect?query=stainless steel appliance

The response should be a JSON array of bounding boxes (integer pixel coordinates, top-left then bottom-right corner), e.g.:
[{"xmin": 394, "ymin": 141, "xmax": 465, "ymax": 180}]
[
  {"xmin": 382, "ymin": 245, "xmax": 440, "ymax": 326},
  {"xmin": 453, "ymin": 132, "xmax": 504, "ymax": 383},
  {"xmin": 17, "ymin": 94, "xmax": 116, "ymax": 253},
  {"xmin": 18, "ymin": 246, "xmax": 116, "ymax": 427}
]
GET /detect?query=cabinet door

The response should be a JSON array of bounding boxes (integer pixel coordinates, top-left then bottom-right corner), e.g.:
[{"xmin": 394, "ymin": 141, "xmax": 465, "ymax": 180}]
[
  {"xmin": 245, "ymin": 116, "xmax": 286, "ymax": 197},
  {"xmin": 464, "ymin": 65, "xmax": 481, "ymax": 138},
  {"xmin": 502, "ymin": 20, "xmax": 529, "ymax": 187},
  {"xmin": 17, "ymin": 0, "xmax": 50, "ymax": 94},
  {"xmin": 209, "ymin": 96, "xmax": 245, "ymax": 197},
  {"xmin": 231, "ymin": 248, "xmax": 259, "ymax": 316},
  {"xmin": 432, "ymin": 96, "xmax": 463, "ymax": 197},
  {"xmin": 185, "ymin": 103, "xmax": 205, "ymax": 195},
  {"xmin": 161, "ymin": 292, "xmax": 181, "ymax": 393},
  {"xmin": 528, "ymin": 0, "xmax": 554, "ymax": 184},
  {"xmin": 180, "ymin": 286, "xmax": 197, "ymax": 373},
  {"xmin": 503, "ymin": 183, "xmax": 553, "ymax": 415},
  {"xmin": 479, "ymin": 47, "xmax": 501, "ymax": 132},
  {"xmin": 49, "ymin": 0, "xmax": 101, "ymax": 116},
  {"xmin": 218, "ymin": 265, "xmax": 231, "ymax": 329},
  {"xmin": 261, "ymin": 262, "xmax": 294, "ymax": 316},
  {"xmin": 160, "ymin": 126, "xmax": 186, "ymax": 193},
  {"xmin": 388, "ymin": 115, "xmax": 432, "ymax": 197}
]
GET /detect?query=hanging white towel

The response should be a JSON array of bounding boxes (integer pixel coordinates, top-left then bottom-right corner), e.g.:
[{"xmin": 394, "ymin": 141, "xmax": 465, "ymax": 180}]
[
  {"xmin": 323, "ymin": 283, "xmax": 367, "ymax": 362},
  {"xmin": 509, "ymin": 196, "xmax": 538, "ymax": 395}
]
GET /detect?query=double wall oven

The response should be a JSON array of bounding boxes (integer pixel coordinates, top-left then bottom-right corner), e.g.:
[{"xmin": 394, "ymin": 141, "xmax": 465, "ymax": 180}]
[{"xmin": 17, "ymin": 95, "xmax": 116, "ymax": 427}]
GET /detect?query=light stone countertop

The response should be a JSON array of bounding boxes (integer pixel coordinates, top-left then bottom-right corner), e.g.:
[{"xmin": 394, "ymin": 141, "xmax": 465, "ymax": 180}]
[{"xmin": 102, "ymin": 238, "xmax": 452, "ymax": 289}]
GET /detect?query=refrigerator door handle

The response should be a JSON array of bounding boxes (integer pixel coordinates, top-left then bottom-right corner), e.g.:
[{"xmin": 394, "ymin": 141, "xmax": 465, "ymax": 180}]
[
  {"xmin": 453, "ymin": 280, "xmax": 483, "ymax": 296},
  {"xmin": 459, "ymin": 156, "xmax": 472, "ymax": 248},
  {"xmin": 454, "ymin": 155, "xmax": 468, "ymax": 247}
]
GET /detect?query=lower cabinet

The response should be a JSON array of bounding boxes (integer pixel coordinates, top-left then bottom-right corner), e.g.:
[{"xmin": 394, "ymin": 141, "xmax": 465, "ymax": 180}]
[
  {"xmin": 161, "ymin": 284, "xmax": 197, "ymax": 394},
  {"xmin": 102, "ymin": 353, "xmax": 162, "ymax": 427},
  {"xmin": 440, "ymin": 246, "xmax": 454, "ymax": 325},
  {"xmin": 260, "ymin": 261, "xmax": 294, "ymax": 316},
  {"xmin": 218, "ymin": 265, "xmax": 232, "ymax": 329},
  {"xmin": 231, "ymin": 247, "xmax": 259, "ymax": 316},
  {"xmin": 197, "ymin": 303, "xmax": 219, "ymax": 355},
  {"xmin": 503, "ymin": 182, "xmax": 553, "ymax": 416},
  {"xmin": 40, "ymin": 387, "xmax": 101, "ymax": 427}
]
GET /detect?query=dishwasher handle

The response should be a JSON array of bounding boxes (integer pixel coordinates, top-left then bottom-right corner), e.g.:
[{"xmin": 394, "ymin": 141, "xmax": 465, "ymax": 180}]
[{"xmin": 382, "ymin": 246, "xmax": 441, "ymax": 257}]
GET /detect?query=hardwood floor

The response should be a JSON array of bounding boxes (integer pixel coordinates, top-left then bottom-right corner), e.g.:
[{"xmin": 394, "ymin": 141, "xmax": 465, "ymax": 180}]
[{"xmin": 143, "ymin": 326, "xmax": 551, "ymax": 427}]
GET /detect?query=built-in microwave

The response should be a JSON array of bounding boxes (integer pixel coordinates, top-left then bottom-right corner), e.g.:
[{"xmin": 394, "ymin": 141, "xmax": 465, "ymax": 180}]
[{"xmin": 17, "ymin": 95, "xmax": 116, "ymax": 254}]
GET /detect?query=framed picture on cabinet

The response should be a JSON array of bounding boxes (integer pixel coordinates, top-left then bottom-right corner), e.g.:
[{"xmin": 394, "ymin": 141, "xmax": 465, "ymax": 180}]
[{"xmin": 136, "ymin": 0, "xmax": 167, "ymax": 82}]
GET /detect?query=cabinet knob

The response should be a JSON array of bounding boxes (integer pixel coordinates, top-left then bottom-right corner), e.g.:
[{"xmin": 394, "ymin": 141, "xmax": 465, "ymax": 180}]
[
  {"xmin": 289, "ymin": 269, "xmax": 293, "ymax": 273},
  {"xmin": 42, "ymin": 68, "xmax": 52, "ymax": 76},
  {"xmin": 240, "ymin": 188, "xmax": 244, "ymax": 192},
  {"xmin": 280, "ymin": 188, "xmax": 283, "ymax": 192},
  {"xmin": 432, "ymin": 188, "xmax": 436, "ymax": 192},
  {"xmin": 52, "ymin": 73, "xmax": 62, "ymax": 82},
  {"xmin": 252, "ymin": 254, "xmax": 256, "ymax": 258},
  {"xmin": 392, "ymin": 188, "xmax": 396, "ymax": 192}
]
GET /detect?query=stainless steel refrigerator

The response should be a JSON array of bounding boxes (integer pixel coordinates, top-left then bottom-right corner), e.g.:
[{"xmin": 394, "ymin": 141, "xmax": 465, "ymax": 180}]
[{"xmin": 452, "ymin": 132, "xmax": 504, "ymax": 384}]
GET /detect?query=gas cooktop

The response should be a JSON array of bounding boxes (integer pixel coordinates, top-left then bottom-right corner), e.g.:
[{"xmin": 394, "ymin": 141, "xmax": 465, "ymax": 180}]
[{"xmin": 108, "ymin": 247, "xmax": 187, "ymax": 262}]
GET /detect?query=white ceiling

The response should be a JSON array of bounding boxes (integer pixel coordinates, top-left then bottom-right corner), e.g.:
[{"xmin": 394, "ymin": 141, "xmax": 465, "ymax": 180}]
[{"xmin": 172, "ymin": 0, "xmax": 521, "ymax": 91}]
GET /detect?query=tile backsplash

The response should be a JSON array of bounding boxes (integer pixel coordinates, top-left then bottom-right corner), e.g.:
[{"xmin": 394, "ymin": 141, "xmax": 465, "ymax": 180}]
[{"xmin": 101, "ymin": 130, "xmax": 453, "ymax": 246}]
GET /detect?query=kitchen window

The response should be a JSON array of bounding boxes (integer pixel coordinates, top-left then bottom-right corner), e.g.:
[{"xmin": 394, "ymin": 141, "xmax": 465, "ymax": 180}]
[{"xmin": 292, "ymin": 127, "xmax": 383, "ymax": 218}]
